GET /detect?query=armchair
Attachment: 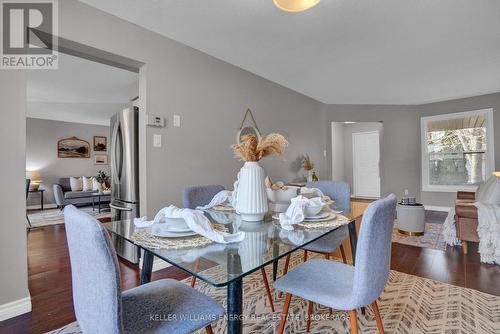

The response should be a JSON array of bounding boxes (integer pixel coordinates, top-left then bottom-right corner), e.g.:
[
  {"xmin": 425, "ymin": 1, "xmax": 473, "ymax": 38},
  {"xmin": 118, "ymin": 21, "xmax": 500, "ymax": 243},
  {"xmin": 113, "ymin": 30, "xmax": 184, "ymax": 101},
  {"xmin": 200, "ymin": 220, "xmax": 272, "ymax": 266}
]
[{"xmin": 455, "ymin": 191, "xmax": 478, "ymax": 254}]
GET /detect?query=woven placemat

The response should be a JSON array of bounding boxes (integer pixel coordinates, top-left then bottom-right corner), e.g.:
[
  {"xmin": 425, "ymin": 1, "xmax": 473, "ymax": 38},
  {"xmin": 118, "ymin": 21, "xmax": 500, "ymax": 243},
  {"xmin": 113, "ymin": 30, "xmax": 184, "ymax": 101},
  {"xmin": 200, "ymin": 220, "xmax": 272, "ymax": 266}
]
[
  {"xmin": 131, "ymin": 224, "xmax": 227, "ymax": 250},
  {"xmin": 295, "ymin": 214, "xmax": 350, "ymax": 229}
]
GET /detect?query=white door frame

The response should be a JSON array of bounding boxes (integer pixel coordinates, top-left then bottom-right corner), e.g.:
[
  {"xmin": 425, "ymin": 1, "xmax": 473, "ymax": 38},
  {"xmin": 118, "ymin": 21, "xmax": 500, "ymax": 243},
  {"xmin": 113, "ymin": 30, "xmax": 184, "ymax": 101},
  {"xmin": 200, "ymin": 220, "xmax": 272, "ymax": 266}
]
[{"xmin": 352, "ymin": 130, "xmax": 381, "ymax": 198}]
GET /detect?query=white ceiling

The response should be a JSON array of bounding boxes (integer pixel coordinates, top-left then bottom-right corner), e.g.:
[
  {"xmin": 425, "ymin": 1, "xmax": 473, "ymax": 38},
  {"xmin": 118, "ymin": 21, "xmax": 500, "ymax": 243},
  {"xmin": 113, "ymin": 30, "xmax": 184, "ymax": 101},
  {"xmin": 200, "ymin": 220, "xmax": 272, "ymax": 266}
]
[
  {"xmin": 80, "ymin": 0, "xmax": 500, "ymax": 105},
  {"xmin": 27, "ymin": 52, "xmax": 138, "ymax": 125}
]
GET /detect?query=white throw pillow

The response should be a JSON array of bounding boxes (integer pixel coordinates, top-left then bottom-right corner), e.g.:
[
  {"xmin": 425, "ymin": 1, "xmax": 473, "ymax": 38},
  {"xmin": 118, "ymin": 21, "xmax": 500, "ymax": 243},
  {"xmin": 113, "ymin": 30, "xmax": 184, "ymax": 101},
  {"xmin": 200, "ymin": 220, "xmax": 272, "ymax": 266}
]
[
  {"xmin": 70, "ymin": 177, "xmax": 83, "ymax": 191},
  {"xmin": 478, "ymin": 175, "xmax": 500, "ymax": 205},
  {"xmin": 82, "ymin": 176, "xmax": 93, "ymax": 191},
  {"xmin": 92, "ymin": 177, "xmax": 102, "ymax": 192}
]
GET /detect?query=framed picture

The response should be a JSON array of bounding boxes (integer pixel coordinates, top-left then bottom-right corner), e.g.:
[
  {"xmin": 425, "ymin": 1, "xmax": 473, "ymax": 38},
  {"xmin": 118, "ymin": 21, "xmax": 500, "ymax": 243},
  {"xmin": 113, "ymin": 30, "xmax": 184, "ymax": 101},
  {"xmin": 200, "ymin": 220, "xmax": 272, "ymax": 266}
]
[
  {"xmin": 93, "ymin": 136, "xmax": 107, "ymax": 152},
  {"xmin": 58, "ymin": 137, "xmax": 90, "ymax": 158},
  {"xmin": 94, "ymin": 154, "xmax": 108, "ymax": 165}
]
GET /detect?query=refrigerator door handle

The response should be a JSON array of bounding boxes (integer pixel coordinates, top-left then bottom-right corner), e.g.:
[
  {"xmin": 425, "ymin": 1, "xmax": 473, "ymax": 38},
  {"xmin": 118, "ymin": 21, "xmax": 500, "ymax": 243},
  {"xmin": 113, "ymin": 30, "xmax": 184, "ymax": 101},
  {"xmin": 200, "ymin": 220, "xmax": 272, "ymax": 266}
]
[
  {"xmin": 110, "ymin": 203, "xmax": 133, "ymax": 211},
  {"xmin": 110, "ymin": 122, "xmax": 120, "ymax": 186}
]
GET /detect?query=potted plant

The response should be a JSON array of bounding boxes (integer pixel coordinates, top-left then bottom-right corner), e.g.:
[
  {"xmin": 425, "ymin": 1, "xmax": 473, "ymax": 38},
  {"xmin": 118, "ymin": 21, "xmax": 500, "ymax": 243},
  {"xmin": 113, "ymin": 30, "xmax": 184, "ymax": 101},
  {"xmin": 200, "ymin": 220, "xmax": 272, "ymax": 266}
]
[
  {"xmin": 231, "ymin": 133, "xmax": 288, "ymax": 221},
  {"xmin": 95, "ymin": 170, "xmax": 109, "ymax": 194}
]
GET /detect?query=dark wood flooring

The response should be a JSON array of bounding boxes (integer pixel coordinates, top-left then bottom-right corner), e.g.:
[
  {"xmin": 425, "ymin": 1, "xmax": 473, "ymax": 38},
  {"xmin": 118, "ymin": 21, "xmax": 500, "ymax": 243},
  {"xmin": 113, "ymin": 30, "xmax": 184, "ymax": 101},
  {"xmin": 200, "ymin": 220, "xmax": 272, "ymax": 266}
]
[{"xmin": 1, "ymin": 210, "xmax": 500, "ymax": 333}]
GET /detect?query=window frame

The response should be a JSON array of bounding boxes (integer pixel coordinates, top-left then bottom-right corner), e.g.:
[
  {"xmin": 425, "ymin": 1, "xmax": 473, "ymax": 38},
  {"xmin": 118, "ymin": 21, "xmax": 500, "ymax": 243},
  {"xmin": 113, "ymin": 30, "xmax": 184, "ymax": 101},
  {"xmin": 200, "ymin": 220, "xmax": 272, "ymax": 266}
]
[{"xmin": 420, "ymin": 108, "xmax": 495, "ymax": 192}]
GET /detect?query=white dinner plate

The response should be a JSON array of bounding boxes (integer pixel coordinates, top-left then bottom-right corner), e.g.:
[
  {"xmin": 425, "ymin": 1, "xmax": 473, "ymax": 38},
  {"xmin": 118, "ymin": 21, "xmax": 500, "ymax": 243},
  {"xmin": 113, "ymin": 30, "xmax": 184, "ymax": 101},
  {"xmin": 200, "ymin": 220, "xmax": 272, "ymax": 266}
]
[
  {"xmin": 304, "ymin": 212, "xmax": 334, "ymax": 221},
  {"xmin": 150, "ymin": 225, "xmax": 197, "ymax": 238}
]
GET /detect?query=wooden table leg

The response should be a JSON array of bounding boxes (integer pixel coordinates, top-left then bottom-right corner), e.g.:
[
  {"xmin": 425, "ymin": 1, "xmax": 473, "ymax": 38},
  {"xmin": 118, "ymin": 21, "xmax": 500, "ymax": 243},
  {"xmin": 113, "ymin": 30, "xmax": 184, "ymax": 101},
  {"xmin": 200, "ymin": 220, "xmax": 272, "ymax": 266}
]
[{"xmin": 140, "ymin": 250, "xmax": 154, "ymax": 285}]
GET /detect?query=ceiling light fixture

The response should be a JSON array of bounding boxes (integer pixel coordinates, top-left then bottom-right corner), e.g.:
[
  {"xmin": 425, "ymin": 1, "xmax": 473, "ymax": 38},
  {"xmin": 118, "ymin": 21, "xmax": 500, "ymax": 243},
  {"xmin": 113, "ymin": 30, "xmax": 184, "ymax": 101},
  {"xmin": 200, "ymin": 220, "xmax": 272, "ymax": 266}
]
[{"xmin": 273, "ymin": 0, "xmax": 320, "ymax": 12}]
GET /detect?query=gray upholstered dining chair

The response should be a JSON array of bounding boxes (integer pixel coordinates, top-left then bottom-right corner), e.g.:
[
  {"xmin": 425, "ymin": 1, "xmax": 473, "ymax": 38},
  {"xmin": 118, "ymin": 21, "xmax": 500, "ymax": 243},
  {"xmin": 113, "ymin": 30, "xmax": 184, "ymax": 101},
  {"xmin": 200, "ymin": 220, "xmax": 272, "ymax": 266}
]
[
  {"xmin": 274, "ymin": 194, "xmax": 397, "ymax": 334},
  {"xmin": 64, "ymin": 205, "xmax": 224, "ymax": 334},
  {"xmin": 183, "ymin": 184, "xmax": 276, "ymax": 312},
  {"xmin": 280, "ymin": 181, "xmax": 350, "ymax": 285}
]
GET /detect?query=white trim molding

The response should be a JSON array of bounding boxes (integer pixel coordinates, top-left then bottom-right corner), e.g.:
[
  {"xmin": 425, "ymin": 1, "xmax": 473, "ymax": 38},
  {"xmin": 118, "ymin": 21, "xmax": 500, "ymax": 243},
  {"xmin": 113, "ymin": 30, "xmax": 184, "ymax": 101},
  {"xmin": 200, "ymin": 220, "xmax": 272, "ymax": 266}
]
[
  {"xmin": 0, "ymin": 297, "xmax": 32, "ymax": 321},
  {"xmin": 421, "ymin": 108, "xmax": 495, "ymax": 193},
  {"xmin": 423, "ymin": 205, "xmax": 453, "ymax": 212}
]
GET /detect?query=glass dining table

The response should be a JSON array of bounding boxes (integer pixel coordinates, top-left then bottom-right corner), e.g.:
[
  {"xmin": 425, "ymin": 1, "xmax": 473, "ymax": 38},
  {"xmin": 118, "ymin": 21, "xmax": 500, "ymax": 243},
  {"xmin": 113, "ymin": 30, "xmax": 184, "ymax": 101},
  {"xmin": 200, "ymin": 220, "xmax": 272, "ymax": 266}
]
[{"xmin": 103, "ymin": 209, "xmax": 361, "ymax": 334}]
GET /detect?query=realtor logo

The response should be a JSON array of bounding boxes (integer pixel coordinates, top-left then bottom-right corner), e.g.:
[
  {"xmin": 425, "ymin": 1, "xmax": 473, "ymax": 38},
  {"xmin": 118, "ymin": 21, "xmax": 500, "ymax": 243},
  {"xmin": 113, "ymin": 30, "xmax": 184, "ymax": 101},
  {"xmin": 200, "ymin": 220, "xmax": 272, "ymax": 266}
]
[{"xmin": 1, "ymin": 0, "xmax": 58, "ymax": 69}]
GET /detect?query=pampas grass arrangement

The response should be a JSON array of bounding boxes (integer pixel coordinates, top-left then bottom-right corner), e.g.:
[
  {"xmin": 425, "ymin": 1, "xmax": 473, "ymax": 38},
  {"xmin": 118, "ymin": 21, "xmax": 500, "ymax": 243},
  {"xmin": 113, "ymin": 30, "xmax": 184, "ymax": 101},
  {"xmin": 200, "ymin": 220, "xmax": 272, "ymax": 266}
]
[
  {"xmin": 232, "ymin": 133, "xmax": 288, "ymax": 162},
  {"xmin": 302, "ymin": 154, "xmax": 314, "ymax": 171}
]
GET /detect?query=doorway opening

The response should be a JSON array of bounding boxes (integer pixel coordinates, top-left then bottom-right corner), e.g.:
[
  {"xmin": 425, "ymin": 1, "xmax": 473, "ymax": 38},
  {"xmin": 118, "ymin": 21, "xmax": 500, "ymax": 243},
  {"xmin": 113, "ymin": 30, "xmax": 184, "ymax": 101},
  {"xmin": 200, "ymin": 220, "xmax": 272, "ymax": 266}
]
[{"xmin": 331, "ymin": 121, "xmax": 382, "ymax": 198}]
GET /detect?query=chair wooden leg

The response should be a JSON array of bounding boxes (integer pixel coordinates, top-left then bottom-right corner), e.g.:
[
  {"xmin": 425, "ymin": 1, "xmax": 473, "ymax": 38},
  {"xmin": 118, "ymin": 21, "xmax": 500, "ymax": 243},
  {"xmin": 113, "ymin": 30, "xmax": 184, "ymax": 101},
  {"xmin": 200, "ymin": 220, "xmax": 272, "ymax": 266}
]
[
  {"xmin": 303, "ymin": 250, "xmax": 308, "ymax": 261},
  {"xmin": 306, "ymin": 301, "xmax": 314, "ymax": 332},
  {"xmin": 349, "ymin": 310, "xmax": 358, "ymax": 334},
  {"xmin": 325, "ymin": 252, "xmax": 330, "ymax": 260},
  {"xmin": 279, "ymin": 254, "xmax": 291, "ymax": 298},
  {"xmin": 261, "ymin": 268, "xmax": 275, "ymax": 312},
  {"xmin": 339, "ymin": 244, "xmax": 347, "ymax": 263},
  {"xmin": 371, "ymin": 301, "xmax": 384, "ymax": 334},
  {"xmin": 462, "ymin": 240, "xmax": 468, "ymax": 254},
  {"xmin": 191, "ymin": 259, "xmax": 200, "ymax": 287},
  {"xmin": 205, "ymin": 324, "xmax": 214, "ymax": 334},
  {"xmin": 278, "ymin": 294, "xmax": 292, "ymax": 334}
]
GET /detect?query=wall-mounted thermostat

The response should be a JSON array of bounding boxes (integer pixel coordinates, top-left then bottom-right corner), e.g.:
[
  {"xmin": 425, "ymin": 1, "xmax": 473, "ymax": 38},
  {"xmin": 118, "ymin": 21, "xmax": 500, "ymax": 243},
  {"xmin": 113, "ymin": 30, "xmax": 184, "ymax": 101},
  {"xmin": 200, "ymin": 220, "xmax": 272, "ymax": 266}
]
[{"xmin": 147, "ymin": 115, "xmax": 165, "ymax": 127}]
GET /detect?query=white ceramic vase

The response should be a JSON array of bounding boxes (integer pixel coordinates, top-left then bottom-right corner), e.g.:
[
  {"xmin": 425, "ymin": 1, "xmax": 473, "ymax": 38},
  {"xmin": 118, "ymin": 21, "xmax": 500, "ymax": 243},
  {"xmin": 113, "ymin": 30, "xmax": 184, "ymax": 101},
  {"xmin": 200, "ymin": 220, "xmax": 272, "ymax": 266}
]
[{"xmin": 233, "ymin": 161, "xmax": 268, "ymax": 221}]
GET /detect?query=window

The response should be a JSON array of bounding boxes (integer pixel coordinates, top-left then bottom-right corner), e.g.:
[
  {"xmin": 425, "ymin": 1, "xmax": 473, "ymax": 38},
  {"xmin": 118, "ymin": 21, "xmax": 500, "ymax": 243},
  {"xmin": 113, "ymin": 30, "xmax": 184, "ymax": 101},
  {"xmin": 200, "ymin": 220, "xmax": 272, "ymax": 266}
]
[{"xmin": 421, "ymin": 108, "xmax": 495, "ymax": 192}]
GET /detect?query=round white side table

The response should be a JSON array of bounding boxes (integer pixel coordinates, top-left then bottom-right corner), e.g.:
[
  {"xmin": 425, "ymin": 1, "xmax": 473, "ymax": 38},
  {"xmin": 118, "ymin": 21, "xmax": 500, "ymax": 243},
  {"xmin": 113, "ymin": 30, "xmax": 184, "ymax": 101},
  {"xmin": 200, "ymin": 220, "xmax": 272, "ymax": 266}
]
[{"xmin": 396, "ymin": 203, "xmax": 425, "ymax": 236}]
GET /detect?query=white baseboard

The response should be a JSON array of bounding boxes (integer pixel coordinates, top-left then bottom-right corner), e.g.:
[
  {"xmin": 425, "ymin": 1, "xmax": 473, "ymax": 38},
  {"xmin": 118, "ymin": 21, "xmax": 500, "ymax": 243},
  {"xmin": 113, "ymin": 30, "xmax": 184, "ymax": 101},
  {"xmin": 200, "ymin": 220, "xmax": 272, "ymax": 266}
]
[
  {"xmin": 139, "ymin": 257, "xmax": 172, "ymax": 272},
  {"xmin": 0, "ymin": 297, "xmax": 32, "ymax": 321},
  {"xmin": 424, "ymin": 205, "xmax": 452, "ymax": 212}
]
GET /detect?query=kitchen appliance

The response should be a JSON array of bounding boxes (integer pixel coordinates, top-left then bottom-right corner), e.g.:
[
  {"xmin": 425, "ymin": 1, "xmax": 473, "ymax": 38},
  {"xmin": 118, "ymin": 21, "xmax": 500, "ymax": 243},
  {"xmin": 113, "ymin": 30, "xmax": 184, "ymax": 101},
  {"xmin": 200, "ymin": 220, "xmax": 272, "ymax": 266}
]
[{"xmin": 110, "ymin": 107, "xmax": 140, "ymax": 264}]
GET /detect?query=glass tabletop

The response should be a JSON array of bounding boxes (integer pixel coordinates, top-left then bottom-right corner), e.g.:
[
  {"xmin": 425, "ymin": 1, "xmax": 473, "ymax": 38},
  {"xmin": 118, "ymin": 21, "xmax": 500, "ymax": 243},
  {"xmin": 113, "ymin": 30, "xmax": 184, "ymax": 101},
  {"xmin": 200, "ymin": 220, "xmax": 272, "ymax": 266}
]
[{"xmin": 103, "ymin": 210, "xmax": 359, "ymax": 287}]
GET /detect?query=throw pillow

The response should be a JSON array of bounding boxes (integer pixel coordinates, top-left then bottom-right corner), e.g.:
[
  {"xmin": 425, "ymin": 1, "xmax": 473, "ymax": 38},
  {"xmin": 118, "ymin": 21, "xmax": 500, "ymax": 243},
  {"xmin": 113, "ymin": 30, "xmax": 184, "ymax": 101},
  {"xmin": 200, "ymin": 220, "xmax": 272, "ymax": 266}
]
[
  {"xmin": 70, "ymin": 177, "xmax": 83, "ymax": 191},
  {"xmin": 82, "ymin": 176, "xmax": 93, "ymax": 191}
]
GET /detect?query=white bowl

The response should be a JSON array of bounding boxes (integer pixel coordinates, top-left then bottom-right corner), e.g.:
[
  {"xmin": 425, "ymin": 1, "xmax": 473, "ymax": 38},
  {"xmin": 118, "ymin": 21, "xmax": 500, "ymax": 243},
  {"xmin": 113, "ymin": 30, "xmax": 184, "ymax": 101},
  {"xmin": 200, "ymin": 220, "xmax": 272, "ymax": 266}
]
[
  {"xmin": 164, "ymin": 218, "xmax": 189, "ymax": 230},
  {"xmin": 266, "ymin": 187, "xmax": 299, "ymax": 203},
  {"xmin": 304, "ymin": 204, "xmax": 324, "ymax": 217}
]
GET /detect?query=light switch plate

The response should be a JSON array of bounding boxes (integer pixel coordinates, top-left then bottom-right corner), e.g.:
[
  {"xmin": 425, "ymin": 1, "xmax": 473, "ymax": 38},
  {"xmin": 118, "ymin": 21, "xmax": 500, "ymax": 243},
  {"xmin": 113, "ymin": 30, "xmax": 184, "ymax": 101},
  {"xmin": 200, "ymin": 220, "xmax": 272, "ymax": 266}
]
[
  {"xmin": 173, "ymin": 114, "xmax": 181, "ymax": 127},
  {"xmin": 153, "ymin": 134, "xmax": 162, "ymax": 147}
]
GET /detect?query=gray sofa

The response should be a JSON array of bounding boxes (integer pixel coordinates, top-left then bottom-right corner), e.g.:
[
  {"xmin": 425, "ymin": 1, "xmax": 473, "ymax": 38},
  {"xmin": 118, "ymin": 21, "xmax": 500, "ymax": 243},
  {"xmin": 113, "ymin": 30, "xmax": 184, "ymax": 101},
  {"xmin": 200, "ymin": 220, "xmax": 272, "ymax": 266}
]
[{"xmin": 53, "ymin": 177, "xmax": 110, "ymax": 208}]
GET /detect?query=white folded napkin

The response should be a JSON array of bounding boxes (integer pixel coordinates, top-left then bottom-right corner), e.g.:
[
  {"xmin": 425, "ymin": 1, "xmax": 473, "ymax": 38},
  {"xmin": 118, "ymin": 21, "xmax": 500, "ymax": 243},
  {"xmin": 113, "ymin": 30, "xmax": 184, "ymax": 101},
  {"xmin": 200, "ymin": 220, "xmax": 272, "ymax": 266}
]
[
  {"xmin": 196, "ymin": 190, "xmax": 234, "ymax": 210},
  {"xmin": 300, "ymin": 187, "xmax": 325, "ymax": 198},
  {"xmin": 279, "ymin": 195, "xmax": 325, "ymax": 231},
  {"xmin": 152, "ymin": 205, "xmax": 245, "ymax": 244},
  {"xmin": 134, "ymin": 216, "xmax": 154, "ymax": 228}
]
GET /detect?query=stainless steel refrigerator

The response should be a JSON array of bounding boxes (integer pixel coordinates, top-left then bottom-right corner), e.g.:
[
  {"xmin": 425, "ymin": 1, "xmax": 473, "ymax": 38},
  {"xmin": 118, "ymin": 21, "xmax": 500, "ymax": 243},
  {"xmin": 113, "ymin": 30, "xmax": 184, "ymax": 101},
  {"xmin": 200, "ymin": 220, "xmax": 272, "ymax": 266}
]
[{"xmin": 109, "ymin": 107, "xmax": 140, "ymax": 264}]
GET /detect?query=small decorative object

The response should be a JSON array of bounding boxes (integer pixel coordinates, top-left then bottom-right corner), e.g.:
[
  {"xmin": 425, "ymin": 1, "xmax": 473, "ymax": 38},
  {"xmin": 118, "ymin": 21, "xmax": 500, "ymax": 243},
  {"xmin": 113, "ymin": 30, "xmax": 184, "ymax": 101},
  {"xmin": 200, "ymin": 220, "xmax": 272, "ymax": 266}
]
[
  {"xmin": 302, "ymin": 154, "xmax": 316, "ymax": 182},
  {"xmin": 231, "ymin": 133, "xmax": 288, "ymax": 221},
  {"xmin": 93, "ymin": 136, "xmax": 107, "ymax": 152},
  {"xmin": 57, "ymin": 136, "xmax": 90, "ymax": 158},
  {"xmin": 311, "ymin": 171, "xmax": 319, "ymax": 181},
  {"xmin": 96, "ymin": 170, "xmax": 109, "ymax": 192},
  {"xmin": 236, "ymin": 108, "xmax": 261, "ymax": 144},
  {"xmin": 94, "ymin": 154, "xmax": 108, "ymax": 165}
]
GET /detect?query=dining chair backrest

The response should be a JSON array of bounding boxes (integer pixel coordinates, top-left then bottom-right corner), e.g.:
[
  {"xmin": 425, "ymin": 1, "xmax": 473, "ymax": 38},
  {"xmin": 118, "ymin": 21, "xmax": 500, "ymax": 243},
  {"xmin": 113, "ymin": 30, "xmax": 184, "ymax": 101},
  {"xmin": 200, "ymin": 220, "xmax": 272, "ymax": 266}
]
[
  {"xmin": 64, "ymin": 205, "xmax": 122, "ymax": 334},
  {"xmin": 25, "ymin": 179, "xmax": 30, "ymax": 199},
  {"xmin": 183, "ymin": 185, "xmax": 225, "ymax": 209},
  {"xmin": 351, "ymin": 194, "xmax": 397, "ymax": 308},
  {"xmin": 307, "ymin": 181, "xmax": 351, "ymax": 213}
]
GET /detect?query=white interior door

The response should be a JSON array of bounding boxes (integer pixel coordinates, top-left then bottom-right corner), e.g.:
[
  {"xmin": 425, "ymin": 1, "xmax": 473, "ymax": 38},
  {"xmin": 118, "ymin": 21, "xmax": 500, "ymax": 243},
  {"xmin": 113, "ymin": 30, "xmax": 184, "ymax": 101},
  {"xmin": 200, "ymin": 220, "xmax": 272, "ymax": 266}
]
[{"xmin": 353, "ymin": 131, "xmax": 380, "ymax": 198}]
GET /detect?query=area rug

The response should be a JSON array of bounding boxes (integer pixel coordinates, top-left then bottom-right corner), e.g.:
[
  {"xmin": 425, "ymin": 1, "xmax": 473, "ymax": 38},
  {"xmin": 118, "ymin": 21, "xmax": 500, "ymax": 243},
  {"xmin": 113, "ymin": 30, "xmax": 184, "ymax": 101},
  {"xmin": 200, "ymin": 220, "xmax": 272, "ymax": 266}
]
[
  {"xmin": 28, "ymin": 207, "xmax": 110, "ymax": 228},
  {"xmin": 392, "ymin": 222, "xmax": 447, "ymax": 251},
  {"xmin": 47, "ymin": 254, "xmax": 500, "ymax": 334}
]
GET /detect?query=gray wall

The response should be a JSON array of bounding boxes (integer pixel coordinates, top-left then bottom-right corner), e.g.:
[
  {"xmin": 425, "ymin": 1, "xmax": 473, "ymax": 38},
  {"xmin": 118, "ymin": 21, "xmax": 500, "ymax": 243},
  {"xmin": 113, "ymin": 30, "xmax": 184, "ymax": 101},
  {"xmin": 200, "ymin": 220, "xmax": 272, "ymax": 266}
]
[
  {"xmin": 0, "ymin": 72, "xmax": 30, "ymax": 307},
  {"xmin": 323, "ymin": 92, "xmax": 500, "ymax": 207},
  {"xmin": 26, "ymin": 118, "xmax": 111, "ymax": 206}
]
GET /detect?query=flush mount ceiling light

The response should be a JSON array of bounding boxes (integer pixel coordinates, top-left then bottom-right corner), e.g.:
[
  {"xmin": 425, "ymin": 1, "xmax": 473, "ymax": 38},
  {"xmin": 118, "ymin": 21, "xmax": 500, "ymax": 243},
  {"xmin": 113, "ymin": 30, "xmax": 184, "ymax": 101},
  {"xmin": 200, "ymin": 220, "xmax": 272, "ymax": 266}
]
[{"xmin": 273, "ymin": 0, "xmax": 321, "ymax": 12}]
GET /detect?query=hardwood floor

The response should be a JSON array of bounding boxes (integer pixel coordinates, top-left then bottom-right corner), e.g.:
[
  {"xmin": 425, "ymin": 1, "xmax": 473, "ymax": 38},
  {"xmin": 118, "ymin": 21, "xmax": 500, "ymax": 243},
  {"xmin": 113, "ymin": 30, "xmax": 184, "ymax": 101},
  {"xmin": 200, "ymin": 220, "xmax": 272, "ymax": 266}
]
[{"xmin": 1, "ymin": 204, "xmax": 500, "ymax": 333}]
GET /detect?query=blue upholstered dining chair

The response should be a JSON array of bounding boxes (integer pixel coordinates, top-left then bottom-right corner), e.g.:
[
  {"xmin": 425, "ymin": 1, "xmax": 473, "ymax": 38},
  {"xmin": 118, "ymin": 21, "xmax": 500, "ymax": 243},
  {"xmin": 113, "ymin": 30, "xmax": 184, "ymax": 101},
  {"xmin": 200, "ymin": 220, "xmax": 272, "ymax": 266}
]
[
  {"xmin": 274, "ymin": 194, "xmax": 397, "ymax": 334},
  {"xmin": 183, "ymin": 185, "xmax": 225, "ymax": 209},
  {"xmin": 280, "ymin": 181, "xmax": 351, "ymax": 284},
  {"xmin": 183, "ymin": 184, "xmax": 276, "ymax": 312},
  {"xmin": 64, "ymin": 205, "xmax": 224, "ymax": 334}
]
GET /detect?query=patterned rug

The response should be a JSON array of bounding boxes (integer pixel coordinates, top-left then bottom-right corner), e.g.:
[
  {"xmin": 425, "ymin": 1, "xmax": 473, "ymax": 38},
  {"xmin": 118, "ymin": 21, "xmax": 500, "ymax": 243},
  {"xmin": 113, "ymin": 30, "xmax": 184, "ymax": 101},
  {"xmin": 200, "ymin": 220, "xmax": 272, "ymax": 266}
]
[
  {"xmin": 47, "ymin": 254, "xmax": 500, "ymax": 334},
  {"xmin": 392, "ymin": 222, "xmax": 447, "ymax": 251},
  {"xmin": 28, "ymin": 207, "xmax": 110, "ymax": 228}
]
